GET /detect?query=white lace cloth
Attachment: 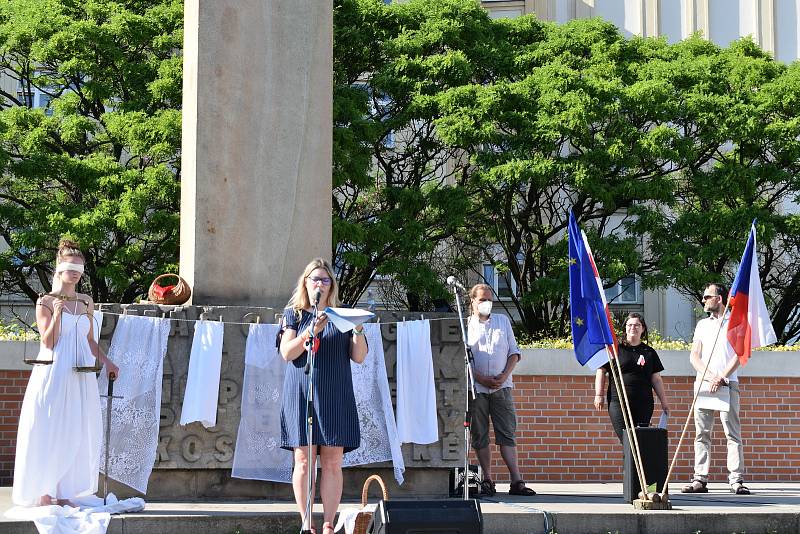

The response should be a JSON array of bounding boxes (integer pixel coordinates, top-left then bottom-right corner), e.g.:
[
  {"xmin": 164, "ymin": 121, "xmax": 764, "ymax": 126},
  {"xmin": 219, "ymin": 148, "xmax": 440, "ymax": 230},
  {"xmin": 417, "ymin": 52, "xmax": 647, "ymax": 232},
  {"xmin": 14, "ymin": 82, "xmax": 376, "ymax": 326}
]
[
  {"xmin": 4, "ymin": 493, "xmax": 144, "ymax": 534},
  {"xmin": 231, "ymin": 323, "xmax": 293, "ymax": 482},
  {"xmin": 98, "ymin": 316, "xmax": 170, "ymax": 494},
  {"xmin": 343, "ymin": 323, "xmax": 405, "ymax": 484},
  {"xmin": 180, "ymin": 320, "xmax": 224, "ymax": 428},
  {"xmin": 232, "ymin": 323, "xmax": 405, "ymax": 485}
]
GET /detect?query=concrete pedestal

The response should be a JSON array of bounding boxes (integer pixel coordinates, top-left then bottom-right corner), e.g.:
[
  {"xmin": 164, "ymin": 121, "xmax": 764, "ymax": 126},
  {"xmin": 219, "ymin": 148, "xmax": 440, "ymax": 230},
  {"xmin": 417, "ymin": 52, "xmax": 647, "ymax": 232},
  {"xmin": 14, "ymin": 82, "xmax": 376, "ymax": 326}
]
[{"xmin": 180, "ymin": 0, "xmax": 333, "ymax": 307}]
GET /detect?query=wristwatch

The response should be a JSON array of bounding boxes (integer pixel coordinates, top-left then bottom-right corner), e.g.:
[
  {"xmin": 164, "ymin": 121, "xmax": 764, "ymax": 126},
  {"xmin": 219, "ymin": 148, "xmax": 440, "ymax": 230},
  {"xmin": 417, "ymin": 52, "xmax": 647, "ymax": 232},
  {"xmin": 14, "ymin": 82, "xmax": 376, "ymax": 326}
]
[{"xmin": 353, "ymin": 327, "xmax": 366, "ymax": 336}]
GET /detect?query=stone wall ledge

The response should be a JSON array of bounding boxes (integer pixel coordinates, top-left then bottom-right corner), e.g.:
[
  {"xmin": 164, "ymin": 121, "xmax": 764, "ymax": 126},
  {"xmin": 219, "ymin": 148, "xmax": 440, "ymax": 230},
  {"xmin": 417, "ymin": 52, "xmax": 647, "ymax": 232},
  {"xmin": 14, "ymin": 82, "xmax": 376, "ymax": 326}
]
[{"xmin": 2, "ymin": 341, "xmax": 797, "ymax": 376}]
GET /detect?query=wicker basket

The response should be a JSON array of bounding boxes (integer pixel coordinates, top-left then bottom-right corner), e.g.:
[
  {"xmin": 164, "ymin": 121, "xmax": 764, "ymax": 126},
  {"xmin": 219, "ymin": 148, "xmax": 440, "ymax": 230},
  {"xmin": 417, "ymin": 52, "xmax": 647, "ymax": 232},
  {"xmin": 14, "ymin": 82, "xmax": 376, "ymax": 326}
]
[
  {"xmin": 353, "ymin": 474, "xmax": 389, "ymax": 534},
  {"xmin": 147, "ymin": 273, "xmax": 192, "ymax": 305}
]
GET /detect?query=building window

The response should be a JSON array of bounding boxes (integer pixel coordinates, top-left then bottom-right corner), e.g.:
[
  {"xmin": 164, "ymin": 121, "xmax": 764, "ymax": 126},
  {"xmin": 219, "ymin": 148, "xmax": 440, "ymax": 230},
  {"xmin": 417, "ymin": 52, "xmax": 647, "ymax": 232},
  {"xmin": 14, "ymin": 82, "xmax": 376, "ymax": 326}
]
[
  {"xmin": 483, "ymin": 264, "xmax": 517, "ymax": 299},
  {"xmin": 605, "ymin": 275, "xmax": 641, "ymax": 305}
]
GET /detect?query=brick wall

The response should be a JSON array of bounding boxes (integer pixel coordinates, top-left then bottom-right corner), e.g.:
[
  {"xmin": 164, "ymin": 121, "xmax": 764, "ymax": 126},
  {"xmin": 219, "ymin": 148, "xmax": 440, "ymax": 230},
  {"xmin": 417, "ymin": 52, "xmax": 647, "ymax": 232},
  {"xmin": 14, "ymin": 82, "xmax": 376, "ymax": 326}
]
[
  {"xmin": 472, "ymin": 375, "xmax": 800, "ymax": 484},
  {"xmin": 1, "ymin": 371, "xmax": 799, "ymax": 486},
  {"xmin": 0, "ymin": 370, "xmax": 29, "ymax": 486}
]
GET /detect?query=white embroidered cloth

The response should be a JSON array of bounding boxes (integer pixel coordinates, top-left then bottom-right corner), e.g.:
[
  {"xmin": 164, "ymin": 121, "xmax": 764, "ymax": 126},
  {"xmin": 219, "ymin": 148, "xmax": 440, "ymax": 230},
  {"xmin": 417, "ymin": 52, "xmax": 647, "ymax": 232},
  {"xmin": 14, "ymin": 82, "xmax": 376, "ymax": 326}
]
[
  {"xmin": 98, "ymin": 316, "xmax": 170, "ymax": 494},
  {"xmin": 396, "ymin": 320, "xmax": 438, "ymax": 444},
  {"xmin": 180, "ymin": 320, "xmax": 224, "ymax": 428},
  {"xmin": 343, "ymin": 323, "xmax": 405, "ymax": 484},
  {"xmin": 4, "ymin": 493, "xmax": 144, "ymax": 534},
  {"xmin": 231, "ymin": 323, "xmax": 293, "ymax": 482},
  {"xmin": 232, "ymin": 323, "xmax": 405, "ymax": 485}
]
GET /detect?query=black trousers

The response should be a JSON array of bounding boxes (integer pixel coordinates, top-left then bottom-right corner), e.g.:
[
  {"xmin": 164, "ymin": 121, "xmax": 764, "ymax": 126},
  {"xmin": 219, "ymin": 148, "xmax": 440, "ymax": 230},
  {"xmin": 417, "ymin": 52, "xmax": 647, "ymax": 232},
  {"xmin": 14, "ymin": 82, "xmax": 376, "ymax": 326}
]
[{"xmin": 608, "ymin": 396, "xmax": 654, "ymax": 443}]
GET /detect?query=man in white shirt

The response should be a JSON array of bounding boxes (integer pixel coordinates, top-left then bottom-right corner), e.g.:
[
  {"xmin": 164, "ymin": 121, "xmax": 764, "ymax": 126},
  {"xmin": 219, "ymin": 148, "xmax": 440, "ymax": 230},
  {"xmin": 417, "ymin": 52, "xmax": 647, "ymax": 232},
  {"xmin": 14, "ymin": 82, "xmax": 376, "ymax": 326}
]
[
  {"xmin": 467, "ymin": 284, "xmax": 535, "ymax": 497},
  {"xmin": 682, "ymin": 283, "xmax": 750, "ymax": 495}
]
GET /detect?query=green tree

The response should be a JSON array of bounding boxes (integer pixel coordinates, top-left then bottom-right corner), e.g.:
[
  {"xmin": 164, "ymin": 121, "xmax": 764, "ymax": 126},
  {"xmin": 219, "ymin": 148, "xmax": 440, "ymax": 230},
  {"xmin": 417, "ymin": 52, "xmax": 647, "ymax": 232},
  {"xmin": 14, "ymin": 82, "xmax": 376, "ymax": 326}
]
[
  {"xmin": 435, "ymin": 17, "xmax": 683, "ymax": 336},
  {"xmin": 627, "ymin": 39, "xmax": 800, "ymax": 343},
  {"xmin": 0, "ymin": 0, "xmax": 182, "ymax": 303},
  {"xmin": 333, "ymin": 0, "xmax": 486, "ymax": 309}
]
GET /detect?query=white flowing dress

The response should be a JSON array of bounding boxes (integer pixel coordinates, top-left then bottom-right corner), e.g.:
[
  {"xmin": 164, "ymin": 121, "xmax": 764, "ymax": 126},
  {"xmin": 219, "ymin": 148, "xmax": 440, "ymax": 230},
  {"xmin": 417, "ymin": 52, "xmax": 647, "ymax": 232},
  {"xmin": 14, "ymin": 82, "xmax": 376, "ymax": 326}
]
[{"xmin": 12, "ymin": 313, "xmax": 102, "ymax": 505}]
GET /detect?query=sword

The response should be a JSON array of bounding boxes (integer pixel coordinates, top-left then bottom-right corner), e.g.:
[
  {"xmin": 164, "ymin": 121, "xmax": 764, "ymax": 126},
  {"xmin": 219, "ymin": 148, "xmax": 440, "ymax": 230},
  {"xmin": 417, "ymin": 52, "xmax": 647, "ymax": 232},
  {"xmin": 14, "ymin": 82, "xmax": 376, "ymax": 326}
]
[{"xmin": 100, "ymin": 376, "xmax": 122, "ymax": 505}]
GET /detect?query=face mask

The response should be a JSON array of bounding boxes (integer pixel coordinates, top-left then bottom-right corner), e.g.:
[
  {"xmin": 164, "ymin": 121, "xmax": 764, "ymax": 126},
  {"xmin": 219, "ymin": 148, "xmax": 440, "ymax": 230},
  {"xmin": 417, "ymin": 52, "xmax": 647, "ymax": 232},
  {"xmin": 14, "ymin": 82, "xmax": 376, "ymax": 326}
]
[{"xmin": 477, "ymin": 301, "xmax": 493, "ymax": 316}]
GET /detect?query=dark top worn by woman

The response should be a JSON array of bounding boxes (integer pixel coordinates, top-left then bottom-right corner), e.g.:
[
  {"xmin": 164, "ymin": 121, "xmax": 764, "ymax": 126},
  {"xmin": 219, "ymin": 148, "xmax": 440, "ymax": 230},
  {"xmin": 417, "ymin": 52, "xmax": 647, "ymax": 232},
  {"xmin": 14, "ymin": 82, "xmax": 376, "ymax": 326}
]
[
  {"xmin": 603, "ymin": 343, "xmax": 664, "ymax": 440},
  {"xmin": 280, "ymin": 309, "xmax": 361, "ymax": 452},
  {"xmin": 603, "ymin": 343, "xmax": 664, "ymax": 403}
]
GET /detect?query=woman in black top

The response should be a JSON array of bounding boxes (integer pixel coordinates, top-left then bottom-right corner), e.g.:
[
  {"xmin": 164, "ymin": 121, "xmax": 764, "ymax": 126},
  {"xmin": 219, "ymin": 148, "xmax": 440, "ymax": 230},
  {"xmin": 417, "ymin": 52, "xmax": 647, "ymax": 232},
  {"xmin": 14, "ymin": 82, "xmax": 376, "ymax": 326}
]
[{"xmin": 593, "ymin": 313, "xmax": 671, "ymax": 441}]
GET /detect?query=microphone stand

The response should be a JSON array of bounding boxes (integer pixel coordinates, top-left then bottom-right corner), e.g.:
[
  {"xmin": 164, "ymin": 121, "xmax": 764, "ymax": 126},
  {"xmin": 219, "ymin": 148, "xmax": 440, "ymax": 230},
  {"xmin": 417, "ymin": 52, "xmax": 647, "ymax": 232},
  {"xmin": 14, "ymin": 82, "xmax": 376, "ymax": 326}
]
[
  {"xmin": 301, "ymin": 298, "xmax": 320, "ymax": 534},
  {"xmin": 451, "ymin": 283, "xmax": 477, "ymax": 501}
]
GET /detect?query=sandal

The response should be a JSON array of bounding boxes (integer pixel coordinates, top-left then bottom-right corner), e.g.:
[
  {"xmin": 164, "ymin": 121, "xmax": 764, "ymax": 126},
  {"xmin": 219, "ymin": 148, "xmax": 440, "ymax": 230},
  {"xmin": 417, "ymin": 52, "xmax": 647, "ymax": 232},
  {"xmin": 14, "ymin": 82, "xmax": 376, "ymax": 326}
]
[
  {"xmin": 681, "ymin": 479, "xmax": 708, "ymax": 493},
  {"xmin": 323, "ymin": 521, "xmax": 335, "ymax": 534},
  {"xmin": 509, "ymin": 480, "xmax": 536, "ymax": 496},
  {"xmin": 731, "ymin": 482, "xmax": 751, "ymax": 495},
  {"xmin": 479, "ymin": 478, "xmax": 496, "ymax": 497}
]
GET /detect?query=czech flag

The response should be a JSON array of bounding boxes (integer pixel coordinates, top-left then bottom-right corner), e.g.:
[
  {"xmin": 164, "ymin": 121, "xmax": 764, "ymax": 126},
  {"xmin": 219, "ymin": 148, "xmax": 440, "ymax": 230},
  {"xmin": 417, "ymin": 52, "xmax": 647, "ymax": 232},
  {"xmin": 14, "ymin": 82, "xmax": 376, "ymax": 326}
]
[
  {"xmin": 727, "ymin": 220, "xmax": 777, "ymax": 365},
  {"xmin": 568, "ymin": 211, "xmax": 617, "ymax": 369}
]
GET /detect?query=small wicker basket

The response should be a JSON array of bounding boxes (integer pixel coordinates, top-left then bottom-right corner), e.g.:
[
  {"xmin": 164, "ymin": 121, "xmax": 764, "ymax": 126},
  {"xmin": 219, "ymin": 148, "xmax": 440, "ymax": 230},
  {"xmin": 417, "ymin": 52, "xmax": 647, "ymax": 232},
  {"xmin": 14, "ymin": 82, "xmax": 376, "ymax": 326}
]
[
  {"xmin": 354, "ymin": 474, "xmax": 389, "ymax": 534},
  {"xmin": 147, "ymin": 273, "xmax": 191, "ymax": 305}
]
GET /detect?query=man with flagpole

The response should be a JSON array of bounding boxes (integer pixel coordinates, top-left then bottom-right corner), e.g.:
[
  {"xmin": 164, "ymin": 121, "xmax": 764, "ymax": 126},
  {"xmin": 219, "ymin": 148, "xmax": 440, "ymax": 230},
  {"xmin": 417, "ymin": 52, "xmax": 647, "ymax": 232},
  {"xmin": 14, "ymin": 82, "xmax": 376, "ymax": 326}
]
[{"xmin": 682, "ymin": 221, "xmax": 777, "ymax": 496}]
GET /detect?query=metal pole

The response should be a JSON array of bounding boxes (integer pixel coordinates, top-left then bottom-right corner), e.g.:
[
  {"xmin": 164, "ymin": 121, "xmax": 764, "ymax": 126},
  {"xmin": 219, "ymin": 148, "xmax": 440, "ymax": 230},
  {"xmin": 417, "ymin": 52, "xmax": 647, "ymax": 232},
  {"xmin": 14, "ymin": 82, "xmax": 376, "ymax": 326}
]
[
  {"xmin": 451, "ymin": 285, "xmax": 476, "ymax": 501},
  {"xmin": 301, "ymin": 305, "xmax": 320, "ymax": 534}
]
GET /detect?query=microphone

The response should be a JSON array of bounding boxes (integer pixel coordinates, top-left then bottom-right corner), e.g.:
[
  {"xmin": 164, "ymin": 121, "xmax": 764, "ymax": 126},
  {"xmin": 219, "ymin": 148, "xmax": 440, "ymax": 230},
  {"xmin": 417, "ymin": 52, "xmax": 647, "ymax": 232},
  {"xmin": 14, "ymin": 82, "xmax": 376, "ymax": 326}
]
[
  {"xmin": 313, "ymin": 289, "xmax": 322, "ymax": 306},
  {"xmin": 446, "ymin": 276, "xmax": 466, "ymax": 291}
]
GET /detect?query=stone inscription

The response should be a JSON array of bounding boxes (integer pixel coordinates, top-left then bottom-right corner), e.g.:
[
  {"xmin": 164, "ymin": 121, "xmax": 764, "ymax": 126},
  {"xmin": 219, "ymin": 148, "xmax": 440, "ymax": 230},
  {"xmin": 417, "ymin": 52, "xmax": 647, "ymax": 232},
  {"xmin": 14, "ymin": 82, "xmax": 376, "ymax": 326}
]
[{"xmin": 97, "ymin": 305, "xmax": 466, "ymax": 469}]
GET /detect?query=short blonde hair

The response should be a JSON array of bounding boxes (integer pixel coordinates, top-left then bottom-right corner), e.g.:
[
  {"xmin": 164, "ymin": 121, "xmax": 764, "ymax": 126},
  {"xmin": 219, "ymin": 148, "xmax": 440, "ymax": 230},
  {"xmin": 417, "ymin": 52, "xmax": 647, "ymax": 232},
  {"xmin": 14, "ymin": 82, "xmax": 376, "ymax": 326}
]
[{"xmin": 287, "ymin": 258, "xmax": 340, "ymax": 313}]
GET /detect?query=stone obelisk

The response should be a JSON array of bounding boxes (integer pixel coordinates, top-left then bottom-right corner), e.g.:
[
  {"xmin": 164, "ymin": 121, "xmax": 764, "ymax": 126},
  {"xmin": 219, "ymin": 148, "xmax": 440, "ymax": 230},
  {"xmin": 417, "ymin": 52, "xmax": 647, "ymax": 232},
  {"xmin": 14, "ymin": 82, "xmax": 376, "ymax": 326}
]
[{"xmin": 180, "ymin": 0, "xmax": 332, "ymax": 307}]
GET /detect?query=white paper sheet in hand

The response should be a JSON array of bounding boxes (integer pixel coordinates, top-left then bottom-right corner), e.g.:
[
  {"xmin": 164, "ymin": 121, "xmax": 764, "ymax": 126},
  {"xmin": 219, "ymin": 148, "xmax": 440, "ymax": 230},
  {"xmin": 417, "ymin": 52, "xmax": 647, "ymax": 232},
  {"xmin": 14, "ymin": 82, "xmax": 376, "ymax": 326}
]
[
  {"xmin": 658, "ymin": 412, "xmax": 668, "ymax": 429},
  {"xmin": 324, "ymin": 307, "xmax": 375, "ymax": 333},
  {"xmin": 694, "ymin": 379, "xmax": 731, "ymax": 412}
]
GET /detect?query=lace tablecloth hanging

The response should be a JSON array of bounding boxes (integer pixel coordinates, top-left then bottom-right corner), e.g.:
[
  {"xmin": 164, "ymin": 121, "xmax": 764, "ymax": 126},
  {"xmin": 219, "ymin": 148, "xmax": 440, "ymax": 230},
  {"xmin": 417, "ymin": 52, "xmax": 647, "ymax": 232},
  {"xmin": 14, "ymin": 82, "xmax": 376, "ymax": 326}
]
[
  {"xmin": 98, "ymin": 316, "xmax": 171, "ymax": 494},
  {"xmin": 231, "ymin": 323, "xmax": 293, "ymax": 482},
  {"xmin": 343, "ymin": 323, "xmax": 405, "ymax": 485}
]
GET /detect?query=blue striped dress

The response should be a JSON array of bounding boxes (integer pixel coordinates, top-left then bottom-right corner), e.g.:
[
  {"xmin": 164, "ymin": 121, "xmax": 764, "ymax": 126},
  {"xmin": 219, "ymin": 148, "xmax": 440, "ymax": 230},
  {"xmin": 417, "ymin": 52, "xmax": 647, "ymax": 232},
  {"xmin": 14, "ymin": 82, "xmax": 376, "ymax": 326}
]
[{"xmin": 280, "ymin": 308, "xmax": 361, "ymax": 452}]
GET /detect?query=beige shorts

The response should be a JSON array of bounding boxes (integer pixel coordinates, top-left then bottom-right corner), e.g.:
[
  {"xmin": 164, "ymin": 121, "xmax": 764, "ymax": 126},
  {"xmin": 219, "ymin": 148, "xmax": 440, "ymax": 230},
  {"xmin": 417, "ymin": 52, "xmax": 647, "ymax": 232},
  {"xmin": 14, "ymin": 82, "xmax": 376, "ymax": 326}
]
[{"xmin": 470, "ymin": 387, "xmax": 517, "ymax": 449}]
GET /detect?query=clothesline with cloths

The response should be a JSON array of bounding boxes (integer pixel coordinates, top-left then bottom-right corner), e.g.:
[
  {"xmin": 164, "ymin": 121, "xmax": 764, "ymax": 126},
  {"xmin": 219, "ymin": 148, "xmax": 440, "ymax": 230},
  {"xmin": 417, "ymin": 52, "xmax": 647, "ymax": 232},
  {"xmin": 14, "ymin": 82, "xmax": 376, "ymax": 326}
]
[{"xmin": 96, "ymin": 309, "xmax": 454, "ymax": 327}]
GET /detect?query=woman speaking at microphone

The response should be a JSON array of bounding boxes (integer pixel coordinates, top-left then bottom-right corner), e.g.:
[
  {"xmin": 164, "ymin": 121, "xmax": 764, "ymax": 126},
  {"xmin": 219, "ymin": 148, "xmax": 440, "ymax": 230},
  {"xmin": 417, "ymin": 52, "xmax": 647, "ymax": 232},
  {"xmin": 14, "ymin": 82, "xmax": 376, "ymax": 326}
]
[{"xmin": 279, "ymin": 258, "xmax": 368, "ymax": 534}]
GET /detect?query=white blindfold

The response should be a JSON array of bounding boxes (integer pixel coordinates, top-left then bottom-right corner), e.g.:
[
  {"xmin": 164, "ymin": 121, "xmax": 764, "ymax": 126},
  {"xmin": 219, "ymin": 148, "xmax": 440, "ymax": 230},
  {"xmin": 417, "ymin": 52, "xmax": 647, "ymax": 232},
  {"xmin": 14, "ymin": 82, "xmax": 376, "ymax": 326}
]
[{"xmin": 56, "ymin": 262, "xmax": 85, "ymax": 274}]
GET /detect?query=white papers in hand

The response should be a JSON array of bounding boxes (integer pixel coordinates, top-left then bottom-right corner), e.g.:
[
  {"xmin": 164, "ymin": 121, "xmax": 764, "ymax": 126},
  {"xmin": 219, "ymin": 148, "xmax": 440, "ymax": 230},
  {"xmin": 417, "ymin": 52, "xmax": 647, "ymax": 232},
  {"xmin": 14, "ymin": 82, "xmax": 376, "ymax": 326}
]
[
  {"xmin": 324, "ymin": 307, "xmax": 375, "ymax": 333},
  {"xmin": 658, "ymin": 412, "xmax": 668, "ymax": 429}
]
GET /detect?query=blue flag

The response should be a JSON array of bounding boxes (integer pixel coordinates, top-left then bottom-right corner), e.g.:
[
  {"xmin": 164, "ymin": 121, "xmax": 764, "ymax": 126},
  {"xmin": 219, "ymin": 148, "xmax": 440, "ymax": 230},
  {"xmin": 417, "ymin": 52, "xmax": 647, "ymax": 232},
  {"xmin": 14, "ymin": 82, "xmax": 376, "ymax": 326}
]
[{"xmin": 568, "ymin": 211, "xmax": 615, "ymax": 369}]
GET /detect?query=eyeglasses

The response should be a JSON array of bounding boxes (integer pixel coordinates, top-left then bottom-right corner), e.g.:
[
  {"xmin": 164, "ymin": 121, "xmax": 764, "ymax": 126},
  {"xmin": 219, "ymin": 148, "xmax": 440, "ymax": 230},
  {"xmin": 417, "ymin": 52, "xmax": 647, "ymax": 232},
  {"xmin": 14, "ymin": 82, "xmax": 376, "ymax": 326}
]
[
  {"xmin": 702, "ymin": 294, "xmax": 719, "ymax": 301},
  {"xmin": 307, "ymin": 276, "xmax": 332, "ymax": 286}
]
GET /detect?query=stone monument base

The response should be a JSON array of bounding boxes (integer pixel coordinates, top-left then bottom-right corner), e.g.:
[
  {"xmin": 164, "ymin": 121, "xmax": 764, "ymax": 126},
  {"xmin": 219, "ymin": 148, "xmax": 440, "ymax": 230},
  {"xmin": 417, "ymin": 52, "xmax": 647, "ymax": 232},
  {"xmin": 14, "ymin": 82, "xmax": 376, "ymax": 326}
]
[{"xmin": 104, "ymin": 467, "xmax": 451, "ymax": 501}]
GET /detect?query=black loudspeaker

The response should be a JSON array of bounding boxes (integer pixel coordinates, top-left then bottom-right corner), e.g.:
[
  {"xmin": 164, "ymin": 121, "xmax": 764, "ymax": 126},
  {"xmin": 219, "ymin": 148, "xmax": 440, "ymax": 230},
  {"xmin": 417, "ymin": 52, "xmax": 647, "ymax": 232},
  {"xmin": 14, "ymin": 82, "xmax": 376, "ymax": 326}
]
[
  {"xmin": 368, "ymin": 499, "xmax": 483, "ymax": 534},
  {"xmin": 623, "ymin": 426, "xmax": 668, "ymax": 502}
]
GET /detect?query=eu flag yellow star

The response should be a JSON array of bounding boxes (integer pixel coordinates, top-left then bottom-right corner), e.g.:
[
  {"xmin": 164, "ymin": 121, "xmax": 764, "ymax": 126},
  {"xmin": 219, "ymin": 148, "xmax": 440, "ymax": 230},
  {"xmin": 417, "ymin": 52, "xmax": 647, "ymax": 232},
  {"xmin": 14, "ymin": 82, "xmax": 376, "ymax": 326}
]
[
  {"xmin": 569, "ymin": 257, "xmax": 577, "ymax": 265},
  {"xmin": 575, "ymin": 317, "xmax": 584, "ymax": 326}
]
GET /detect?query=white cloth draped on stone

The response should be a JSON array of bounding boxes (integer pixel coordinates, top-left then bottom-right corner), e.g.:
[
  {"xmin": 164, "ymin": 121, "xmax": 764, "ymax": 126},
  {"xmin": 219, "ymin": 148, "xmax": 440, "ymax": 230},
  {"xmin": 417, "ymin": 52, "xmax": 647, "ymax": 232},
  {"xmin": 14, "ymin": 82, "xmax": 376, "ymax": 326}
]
[
  {"xmin": 343, "ymin": 323, "xmax": 405, "ymax": 484},
  {"xmin": 180, "ymin": 320, "xmax": 224, "ymax": 428},
  {"xmin": 98, "ymin": 316, "xmax": 170, "ymax": 494},
  {"xmin": 4, "ymin": 493, "xmax": 144, "ymax": 534},
  {"xmin": 395, "ymin": 319, "xmax": 438, "ymax": 445},
  {"xmin": 231, "ymin": 323, "xmax": 293, "ymax": 482}
]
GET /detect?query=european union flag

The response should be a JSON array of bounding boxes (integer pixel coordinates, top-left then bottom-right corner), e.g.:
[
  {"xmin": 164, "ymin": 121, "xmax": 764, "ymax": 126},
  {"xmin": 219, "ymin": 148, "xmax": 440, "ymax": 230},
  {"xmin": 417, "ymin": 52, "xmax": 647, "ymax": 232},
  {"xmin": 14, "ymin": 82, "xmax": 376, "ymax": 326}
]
[{"xmin": 568, "ymin": 211, "xmax": 615, "ymax": 369}]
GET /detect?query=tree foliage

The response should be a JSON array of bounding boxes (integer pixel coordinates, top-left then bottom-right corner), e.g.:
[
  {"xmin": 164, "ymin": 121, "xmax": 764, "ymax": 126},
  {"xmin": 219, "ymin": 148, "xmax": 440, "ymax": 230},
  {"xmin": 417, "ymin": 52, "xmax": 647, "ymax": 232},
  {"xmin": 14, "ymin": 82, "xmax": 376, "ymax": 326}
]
[{"xmin": 0, "ymin": 0, "xmax": 182, "ymax": 303}]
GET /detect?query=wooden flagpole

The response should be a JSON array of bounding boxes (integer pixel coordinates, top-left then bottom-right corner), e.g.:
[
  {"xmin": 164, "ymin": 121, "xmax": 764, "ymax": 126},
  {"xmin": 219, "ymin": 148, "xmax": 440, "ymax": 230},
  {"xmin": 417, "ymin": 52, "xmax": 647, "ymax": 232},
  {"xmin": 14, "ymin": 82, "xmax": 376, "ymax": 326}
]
[{"xmin": 605, "ymin": 342, "xmax": 650, "ymax": 500}]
